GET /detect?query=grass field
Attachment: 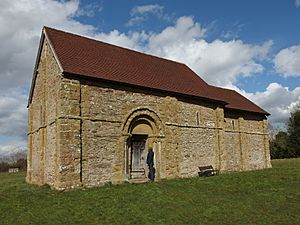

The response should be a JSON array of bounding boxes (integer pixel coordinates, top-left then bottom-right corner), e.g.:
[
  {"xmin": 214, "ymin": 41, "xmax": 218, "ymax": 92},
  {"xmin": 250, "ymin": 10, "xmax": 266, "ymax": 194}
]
[{"xmin": 0, "ymin": 159, "xmax": 299, "ymax": 225}]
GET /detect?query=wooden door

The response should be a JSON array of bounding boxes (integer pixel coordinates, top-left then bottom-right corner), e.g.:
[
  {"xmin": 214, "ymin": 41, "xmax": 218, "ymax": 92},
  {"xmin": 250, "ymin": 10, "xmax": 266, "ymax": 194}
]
[{"xmin": 130, "ymin": 136, "xmax": 147, "ymax": 178}]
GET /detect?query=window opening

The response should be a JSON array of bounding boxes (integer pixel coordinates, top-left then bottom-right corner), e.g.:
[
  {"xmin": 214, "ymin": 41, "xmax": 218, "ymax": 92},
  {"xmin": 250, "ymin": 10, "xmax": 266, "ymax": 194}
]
[{"xmin": 196, "ymin": 112, "xmax": 200, "ymax": 126}]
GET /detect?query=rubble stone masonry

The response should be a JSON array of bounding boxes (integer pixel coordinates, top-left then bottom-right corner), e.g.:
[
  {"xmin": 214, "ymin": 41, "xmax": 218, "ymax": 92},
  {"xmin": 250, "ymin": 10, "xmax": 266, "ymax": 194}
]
[{"xmin": 27, "ymin": 40, "xmax": 271, "ymax": 190}]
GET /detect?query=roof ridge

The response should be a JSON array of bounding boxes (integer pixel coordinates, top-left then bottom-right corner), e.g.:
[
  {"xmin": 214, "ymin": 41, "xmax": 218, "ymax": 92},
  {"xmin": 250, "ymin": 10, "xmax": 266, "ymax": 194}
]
[
  {"xmin": 43, "ymin": 26, "xmax": 188, "ymax": 67},
  {"xmin": 210, "ymin": 85, "xmax": 235, "ymax": 92}
]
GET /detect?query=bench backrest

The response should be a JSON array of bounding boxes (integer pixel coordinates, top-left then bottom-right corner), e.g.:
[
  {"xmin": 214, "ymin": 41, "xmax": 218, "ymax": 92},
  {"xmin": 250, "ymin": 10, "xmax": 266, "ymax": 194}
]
[{"xmin": 199, "ymin": 165, "xmax": 214, "ymax": 171}]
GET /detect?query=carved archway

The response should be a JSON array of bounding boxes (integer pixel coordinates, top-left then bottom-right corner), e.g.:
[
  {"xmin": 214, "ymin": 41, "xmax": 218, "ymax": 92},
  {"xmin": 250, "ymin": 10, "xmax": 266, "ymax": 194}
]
[
  {"xmin": 122, "ymin": 107, "xmax": 164, "ymax": 136},
  {"xmin": 122, "ymin": 108, "xmax": 164, "ymax": 181}
]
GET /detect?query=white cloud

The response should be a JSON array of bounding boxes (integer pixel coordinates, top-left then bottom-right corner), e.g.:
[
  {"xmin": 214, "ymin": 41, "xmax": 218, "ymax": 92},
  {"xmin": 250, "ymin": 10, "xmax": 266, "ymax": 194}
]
[
  {"xmin": 75, "ymin": 1, "xmax": 103, "ymax": 17},
  {"xmin": 295, "ymin": 0, "xmax": 300, "ymax": 7},
  {"xmin": 0, "ymin": 0, "xmax": 97, "ymax": 153},
  {"xmin": 94, "ymin": 30, "xmax": 149, "ymax": 51},
  {"xmin": 221, "ymin": 21, "xmax": 244, "ymax": 40},
  {"xmin": 245, "ymin": 83, "xmax": 300, "ymax": 129},
  {"xmin": 273, "ymin": 45, "xmax": 300, "ymax": 77},
  {"xmin": 0, "ymin": 89, "xmax": 27, "ymax": 138},
  {"xmin": 126, "ymin": 16, "xmax": 145, "ymax": 27},
  {"xmin": 130, "ymin": 4, "xmax": 164, "ymax": 16},
  {"xmin": 127, "ymin": 4, "xmax": 166, "ymax": 27},
  {"xmin": 0, "ymin": 0, "xmax": 96, "ymax": 93},
  {"xmin": 148, "ymin": 16, "xmax": 206, "ymax": 47},
  {"xmin": 0, "ymin": 88, "xmax": 27, "ymax": 156},
  {"xmin": 207, "ymin": 83, "xmax": 300, "ymax": 129}
]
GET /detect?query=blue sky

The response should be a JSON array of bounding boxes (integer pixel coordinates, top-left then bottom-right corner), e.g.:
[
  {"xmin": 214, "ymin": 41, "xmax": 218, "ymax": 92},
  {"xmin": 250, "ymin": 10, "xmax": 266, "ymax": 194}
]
[{"xmin": 0, "ymin": 0, "xmax": 299, "ymax": 154}]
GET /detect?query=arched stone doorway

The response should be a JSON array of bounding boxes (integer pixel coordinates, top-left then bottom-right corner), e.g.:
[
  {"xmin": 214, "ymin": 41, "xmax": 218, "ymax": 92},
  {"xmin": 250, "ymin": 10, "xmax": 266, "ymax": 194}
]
[{"xmin": 122, "ymin": 108, "xmax": 164, "ymax": 181}]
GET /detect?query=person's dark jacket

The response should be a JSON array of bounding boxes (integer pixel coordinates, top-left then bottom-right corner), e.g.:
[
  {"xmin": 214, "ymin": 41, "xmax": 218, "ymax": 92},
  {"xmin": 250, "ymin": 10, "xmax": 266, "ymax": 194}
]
[{"xmin": 147, "ymin": 150, "xmax": 154, "ymax": 167}]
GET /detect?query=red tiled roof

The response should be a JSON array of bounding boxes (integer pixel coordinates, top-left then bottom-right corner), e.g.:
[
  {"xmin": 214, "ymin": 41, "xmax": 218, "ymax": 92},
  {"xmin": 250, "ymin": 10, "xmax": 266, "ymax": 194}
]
[
  {"xmin": 42, "ymin": 27, "xmax": 268, "ymax": 115},
  {"xmin": 208, "ymin": 86, "xmax": 269, "ymax": 115},
  {"xmin": 44, "ymin": 27, "xmax": 219, "ymax": 101}
]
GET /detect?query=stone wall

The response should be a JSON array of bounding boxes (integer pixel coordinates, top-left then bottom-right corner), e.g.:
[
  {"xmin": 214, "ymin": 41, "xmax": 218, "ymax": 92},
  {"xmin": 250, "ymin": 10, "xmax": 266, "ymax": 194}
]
[
  {"xmin": 222, "ymin": 111, "xmax": 271, "ymax": 171},
  {"xmin": 28, "ymin": 39, "xmax": 271, "ymax": 189},
  {"xmin": 66, "ymin": 79, "xmax": 269, "ymax": 187},
  {"xmin": 27, "ymin": 38, "xmax": 62, "ymax": 187},
  {"xmin": 74, "ymin": 80, "xmax": 228, "ymax": 186}
]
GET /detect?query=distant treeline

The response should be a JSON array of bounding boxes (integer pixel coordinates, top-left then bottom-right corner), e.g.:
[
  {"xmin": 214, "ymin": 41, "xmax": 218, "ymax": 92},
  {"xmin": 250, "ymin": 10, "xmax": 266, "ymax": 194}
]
[{"xmin": 0, "ymin": 150, "xmax": 27, "ymax": 172}]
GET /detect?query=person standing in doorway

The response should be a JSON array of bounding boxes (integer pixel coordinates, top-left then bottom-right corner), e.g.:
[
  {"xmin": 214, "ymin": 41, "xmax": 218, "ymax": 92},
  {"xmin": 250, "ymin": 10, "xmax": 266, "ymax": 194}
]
[{"xmin": 146, "ymin": 148, "xmax": 155, "ymax": 181}]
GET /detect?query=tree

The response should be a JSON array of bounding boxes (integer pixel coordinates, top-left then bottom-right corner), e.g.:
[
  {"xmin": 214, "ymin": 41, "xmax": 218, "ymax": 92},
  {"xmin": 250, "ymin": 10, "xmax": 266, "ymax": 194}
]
[
  {"xmin": 15, "ymin": 158, "xmax": 27, "ymax": 171},
  {"xmin": 0, "ymin": 162, "xmax": 10, "ymax": 172},
  {"xmin": 287, "ymin": 105, "xmax": 300, "ymax": 157},
  {"xmin": 8, "ymin": 150, "xmax": 27, "ymax": 165},
  {"xmin": 270, "ymin": 104, "xmax": 300, "ymax": 159},
  {"xmin": 270, "ymin": 131, "xmax": 289, "ymax": 159}
]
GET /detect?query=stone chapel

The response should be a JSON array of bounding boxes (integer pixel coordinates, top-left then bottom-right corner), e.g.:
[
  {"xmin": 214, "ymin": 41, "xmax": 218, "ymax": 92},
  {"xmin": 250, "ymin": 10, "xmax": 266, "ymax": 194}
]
[{"xmin": 27, "ymin": 27, "xmax": 271, "ymax": 189}]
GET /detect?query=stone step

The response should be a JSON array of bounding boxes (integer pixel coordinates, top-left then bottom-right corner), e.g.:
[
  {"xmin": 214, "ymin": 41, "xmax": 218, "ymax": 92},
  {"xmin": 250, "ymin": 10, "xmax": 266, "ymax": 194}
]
[{"xmin": 128, "ymin": 178, "xmax": 148, "ymax": 184}]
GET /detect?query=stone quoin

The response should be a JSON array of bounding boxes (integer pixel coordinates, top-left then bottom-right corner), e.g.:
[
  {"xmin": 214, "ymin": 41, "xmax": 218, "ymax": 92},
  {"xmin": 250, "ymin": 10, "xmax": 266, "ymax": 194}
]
[{"xmin": 27, "ymin": 27, "xmax": 271, "ymax": 190}]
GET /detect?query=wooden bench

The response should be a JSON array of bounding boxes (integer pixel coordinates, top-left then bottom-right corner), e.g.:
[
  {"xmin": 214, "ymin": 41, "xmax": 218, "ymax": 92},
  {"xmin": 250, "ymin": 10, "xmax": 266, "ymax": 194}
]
[{"xmin": 198, "ymin": 165, "xmax": 218, "ymax": 177}]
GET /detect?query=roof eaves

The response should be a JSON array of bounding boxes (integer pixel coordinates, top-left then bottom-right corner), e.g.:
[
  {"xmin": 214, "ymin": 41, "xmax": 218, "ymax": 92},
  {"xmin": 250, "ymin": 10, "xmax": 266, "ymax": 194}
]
[
  {"xmin": 230, "ymin": 90, "xmax": 270, "ymax": 116},
  {"xmin": 209, "ymin": 85, "xmax": 270, "ymax": 116},
  {"xmin": 63, "ymin": 71, "xmax": 228, "ymax": 106},
  {"xmin": 27, "ymin": 30, "xmax": 45, "ymax": 107},
  {"xmin": 225, "ymin": 106, "xmax": 270, "ymax": 116}
]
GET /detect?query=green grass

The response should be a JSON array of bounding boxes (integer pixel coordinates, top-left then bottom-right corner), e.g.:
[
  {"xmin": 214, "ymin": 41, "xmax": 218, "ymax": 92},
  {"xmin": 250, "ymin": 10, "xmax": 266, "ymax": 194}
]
[{"xmin": 1, "ymin": 159, "xmax": 300, "ymax": 225}]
